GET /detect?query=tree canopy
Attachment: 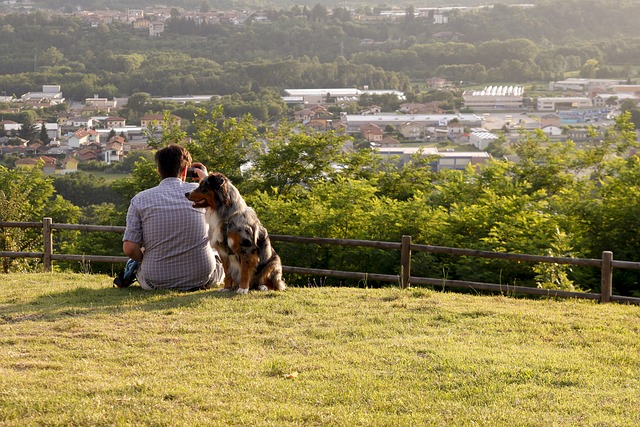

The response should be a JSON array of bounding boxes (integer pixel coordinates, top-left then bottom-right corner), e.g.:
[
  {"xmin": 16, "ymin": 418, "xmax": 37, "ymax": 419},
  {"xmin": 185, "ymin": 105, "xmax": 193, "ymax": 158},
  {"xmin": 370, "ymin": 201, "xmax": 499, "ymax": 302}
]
[{"xmin": 3, "ymin": 3, "xmax": 640, "ymax": 100}]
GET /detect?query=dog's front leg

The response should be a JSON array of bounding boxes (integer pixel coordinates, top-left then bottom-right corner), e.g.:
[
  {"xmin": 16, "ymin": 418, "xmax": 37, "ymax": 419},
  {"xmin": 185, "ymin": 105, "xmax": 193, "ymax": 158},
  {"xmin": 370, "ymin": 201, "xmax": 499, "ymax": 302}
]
[
  {"xmin": 228, "ymin": 231, "xmax": 258, "ymax": 295},
  {"xmin": 237, "ymin": 253, "xmax": 259, "ymax": 295},
  {"xmin": 216, "ymin": 252, "xmax": 234, "ymax": 291},
  {"xmin": 236, "ymin": 262, "xmax": 252, "ymax": 294}
]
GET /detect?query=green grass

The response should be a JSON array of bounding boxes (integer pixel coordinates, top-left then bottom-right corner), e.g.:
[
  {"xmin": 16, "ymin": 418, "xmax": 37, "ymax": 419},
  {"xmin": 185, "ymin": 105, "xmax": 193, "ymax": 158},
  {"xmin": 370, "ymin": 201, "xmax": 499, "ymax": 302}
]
[
  {"xmin": 1, "ymin": 273, "xmax": 639, "ymax": 426},
  {"xmin": 82, "ymin": 171, "xmax": 130, "ymax": 182}
]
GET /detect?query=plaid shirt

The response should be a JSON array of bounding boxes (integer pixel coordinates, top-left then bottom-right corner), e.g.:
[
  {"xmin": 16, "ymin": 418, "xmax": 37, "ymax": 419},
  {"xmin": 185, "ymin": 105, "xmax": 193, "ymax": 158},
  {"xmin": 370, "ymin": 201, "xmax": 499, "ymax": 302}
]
[{"xmin": 123, "ymin": 178, "xmax": 219, "ymax": 291}]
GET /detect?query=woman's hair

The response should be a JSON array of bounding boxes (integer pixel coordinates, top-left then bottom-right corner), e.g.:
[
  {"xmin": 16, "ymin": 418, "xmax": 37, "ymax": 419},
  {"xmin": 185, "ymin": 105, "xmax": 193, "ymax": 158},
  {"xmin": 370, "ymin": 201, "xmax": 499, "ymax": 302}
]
[{"xmin": 155, "ymin": 144, "xmax": 192, "ymax": 178}]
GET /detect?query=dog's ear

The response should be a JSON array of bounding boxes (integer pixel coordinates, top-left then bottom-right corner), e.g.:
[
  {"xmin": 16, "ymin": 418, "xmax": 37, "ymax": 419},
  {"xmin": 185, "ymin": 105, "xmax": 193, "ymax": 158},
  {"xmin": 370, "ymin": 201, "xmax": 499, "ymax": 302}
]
[
  {"xmin": 213, "ymin": 173, "xmax": 232, "ymax": 207},
  {"xmin": 211, "ymin": 173, "xmax": 225, "ymax": 187},
  {"xmin": 204, "ymin": 173, "xmax": 223, "ymax": 191}
]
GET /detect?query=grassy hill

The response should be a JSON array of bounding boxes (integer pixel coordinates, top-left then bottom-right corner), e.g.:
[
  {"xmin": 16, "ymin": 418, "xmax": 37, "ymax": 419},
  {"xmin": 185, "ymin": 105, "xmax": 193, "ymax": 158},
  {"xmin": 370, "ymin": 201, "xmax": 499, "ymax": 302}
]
[{"xmin": 0, "ymin": 273, "xmax": 638, "ymax": 426}]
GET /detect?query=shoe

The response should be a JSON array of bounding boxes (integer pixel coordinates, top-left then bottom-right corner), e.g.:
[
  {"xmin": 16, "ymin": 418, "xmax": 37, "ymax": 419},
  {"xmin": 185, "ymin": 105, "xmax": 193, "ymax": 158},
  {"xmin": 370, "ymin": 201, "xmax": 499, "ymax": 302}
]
[
  {"xmin": 113, "ymin": 259, "xmax": 139, "ymax": 288},
  {"xmin": 113, "ymin": 271, "xmax": 132, "ymax": 288}
]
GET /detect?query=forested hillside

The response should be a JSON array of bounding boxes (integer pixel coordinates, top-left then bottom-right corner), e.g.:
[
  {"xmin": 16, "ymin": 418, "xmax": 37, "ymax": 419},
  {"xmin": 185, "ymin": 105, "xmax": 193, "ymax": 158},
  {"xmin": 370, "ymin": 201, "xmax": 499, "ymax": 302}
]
[
  {"xmin": 2, "ymin": 1, "xmax": 640, "ymax": 101},
  {"xmin": 32, "ymin": 0, "xmax": 526, "ymax": 12}
]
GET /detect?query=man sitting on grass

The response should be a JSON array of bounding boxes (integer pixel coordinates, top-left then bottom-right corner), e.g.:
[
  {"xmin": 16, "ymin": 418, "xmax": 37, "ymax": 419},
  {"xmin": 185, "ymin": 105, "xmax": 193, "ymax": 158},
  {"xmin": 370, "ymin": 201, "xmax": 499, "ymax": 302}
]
[{"xmin": 114, "ymin": 144, "xmax": 224, "ymax": 291}]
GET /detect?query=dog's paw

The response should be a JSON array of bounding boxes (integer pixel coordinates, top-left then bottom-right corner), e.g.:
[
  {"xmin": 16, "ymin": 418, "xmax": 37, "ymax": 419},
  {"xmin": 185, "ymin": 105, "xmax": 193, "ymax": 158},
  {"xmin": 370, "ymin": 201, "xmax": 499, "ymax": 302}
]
[
  {"xmin": 218, "ymin": 288, "xmax": 232, "ymax": 293},
  {"xmin": 236, "ymin": 288, "xmax": 249, "ymax": 295},
  {"xmin": 257, "ymin": 285, "xmax": 269, "ymax": 291}
]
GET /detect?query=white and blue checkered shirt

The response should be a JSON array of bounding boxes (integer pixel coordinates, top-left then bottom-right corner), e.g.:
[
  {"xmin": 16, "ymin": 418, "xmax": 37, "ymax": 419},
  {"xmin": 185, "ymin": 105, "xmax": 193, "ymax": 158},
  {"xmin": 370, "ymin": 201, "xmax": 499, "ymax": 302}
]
[{"xmin": 123, "ymin": 178, "xmax": 220, "ymax": 291}]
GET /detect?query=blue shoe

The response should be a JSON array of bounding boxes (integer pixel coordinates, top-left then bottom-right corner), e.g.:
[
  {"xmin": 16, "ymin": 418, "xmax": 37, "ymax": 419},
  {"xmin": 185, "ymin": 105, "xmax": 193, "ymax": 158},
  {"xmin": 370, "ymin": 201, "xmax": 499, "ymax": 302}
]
[{"xmin": 114, "ymin": 259, "xmax": 139, "ymax": 288}]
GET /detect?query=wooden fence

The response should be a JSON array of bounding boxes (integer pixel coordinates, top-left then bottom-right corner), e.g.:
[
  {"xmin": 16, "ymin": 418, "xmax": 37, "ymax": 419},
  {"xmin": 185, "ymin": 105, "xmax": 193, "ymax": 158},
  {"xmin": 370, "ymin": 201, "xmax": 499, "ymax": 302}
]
[{"xmin": 2, "ymin": 218, "xmax": 640, "ymax": 305}]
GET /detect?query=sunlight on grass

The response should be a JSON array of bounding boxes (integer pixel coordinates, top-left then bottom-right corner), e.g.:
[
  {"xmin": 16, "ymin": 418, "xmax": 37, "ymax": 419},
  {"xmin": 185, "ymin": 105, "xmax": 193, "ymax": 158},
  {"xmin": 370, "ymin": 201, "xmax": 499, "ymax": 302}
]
[{"xmin": 0, "ymin": 273, "xmax": 639, "ymax": 426}]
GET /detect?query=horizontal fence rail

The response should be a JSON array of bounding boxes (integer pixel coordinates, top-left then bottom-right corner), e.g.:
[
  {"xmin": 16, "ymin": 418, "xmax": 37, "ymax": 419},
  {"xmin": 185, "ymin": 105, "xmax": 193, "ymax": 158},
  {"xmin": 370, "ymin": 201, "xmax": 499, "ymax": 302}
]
[{"xmin": 1, "ymin": 218, "xmax": 640, "ymax": 305}]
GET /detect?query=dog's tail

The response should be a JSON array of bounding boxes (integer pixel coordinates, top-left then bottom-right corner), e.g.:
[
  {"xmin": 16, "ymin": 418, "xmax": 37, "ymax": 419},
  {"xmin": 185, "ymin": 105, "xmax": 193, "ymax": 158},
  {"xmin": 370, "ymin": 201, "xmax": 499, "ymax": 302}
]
[
  {"xmin": 256, "ymin": 229, "xmax": 286, "ymax": 291},
  {"xmin": 256, "ymin": 227, "xmax": 271, "ymax": 257}
]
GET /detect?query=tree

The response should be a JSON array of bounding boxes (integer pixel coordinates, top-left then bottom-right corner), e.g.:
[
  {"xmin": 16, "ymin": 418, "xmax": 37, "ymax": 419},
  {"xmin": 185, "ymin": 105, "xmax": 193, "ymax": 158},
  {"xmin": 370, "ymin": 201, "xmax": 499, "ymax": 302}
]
[
  {"xmin": 96, "ymin": 23, "xmax": 110, "ymax": 36},
  {"xmin": 606, "ymin": 96, "xmax": 619, "ymax": 107},
  {"xmin": 484, "ymin": 134, "xmax": 512, "ymax": 158},
  {"xmin": 19, "ymin": 119, "xmax": 38, "ymax": 143},
  {"xmin": 405, "ymin": 5, "xmax": 415, "ymax": 23},
  {"xmin": 358, "ymin": 93, "xmax": 402, "ymax": 111},
  {"xmin": 248, "ymin": 124, "xmax": 347, "ymax": 196},
  {"xmin": 310, "ymin": 4, "xmax": 327, "ymax": 21},
  {"xmin": 248, "ymin": 176, "xmax": 408, "ymax": 280},
  {"xmin": 620, "ymin": 98, "xmax": 638, "ymax": 113},
  {"xmin": 628, "ymin": 109, "xmax": 640, "ymax": 129},
  {"xmin": 332, "ymin": 7, "xmax": 351, "ymax": 21},
  {"xmin": 580, "ymin": 58, "xmax": 599, "ymax": 78},
  {"xmin": 186, "ymin": 107, "xmax": 259, "ymax": 184},
  {"xmin": 111, "ymin": 157, "xmax": 160, "ymax": 205},
  {"xmin": 38, "ymin": 123, "xmax": 50, "ymax": 145},
  {"xmin": 39, "ymin": 47, "xmax": 64, "ymax": 66},
  {"xmin": 119, "ymin": 150, "xmax": 155, "ymax": 173},
  {"xmin": 52, "ymin": 172, "xmax": 124, "ymax": 207},
  {"xmin": 125, "ymin": 92, "xmax": 152, "ymax": 116},
  {"xmin": 144, "ymin": 110, "xmax": 186, "ymax": 149},
  {"xmin": 70, "ymin": 203, "xmax": 125, "ymax": 274},
  {"xmin": 510, "ymin": 129, "xmax": 579, "ymax": 195},
  {"xmin": 0, "ymin": 166, "xmax": 80, "ymax": 272}
]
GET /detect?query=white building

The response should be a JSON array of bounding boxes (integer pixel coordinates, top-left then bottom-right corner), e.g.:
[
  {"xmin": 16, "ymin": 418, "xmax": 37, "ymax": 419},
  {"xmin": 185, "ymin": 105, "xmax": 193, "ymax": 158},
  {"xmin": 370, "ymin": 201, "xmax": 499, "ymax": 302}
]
[
  {"xmin": 536, "ymin": 97, "xmax": 592, "ymax": 111},
  {"xmin": 70, "ymin": 117, "xmax": 95, "ymax": 128},
  {"xmin": 342, "ymin": 113, "xmax": 482, "ymax": 134},
  {"xmin": 283, "ymin": 88, "xmax": 405, "ymax": 105},
  {"xmin": 41, "ymin": 123, "xmax": 61, "ymax": 140},
  {"xmin": 149, "ymin": 21, "xmax": 165, "ymax": 37},
  {"xmin": 2, "ymin": 122, "xmax": 60, "ymax": 140},
  {"xmin": 85, "ymin": 95, "xmax": 118, "ymax": 109},
  {"xmin": 127, "ymin": 9, "xmax": 145, "ymax": 22},
  {"xmin": 541, "ymin": 125, "xmax": 562, "ymax": 137},
  {"xmin": 592, "ymin": 93, "xmax": 638, "ymax": 107},
  {"xmin": 374, "ymin": 146, "xmax": 491, "ymax": 171},
  {"xmin": 433, "ymin": 12, "xmax": 448, "ymax": 24},
  {"xmin": 95, "ymin": 126, "xmax": 145, "ymax": 142},
  {"xmin": 20, "ymin": 84, "xmax": 65, "ymax": 105},
  {"xmin": 1, "ymin": 121, "xmax": 20, "ymax": 133},
  {"xmin": 361, "ymin": 89, "xmax": 405, "ymax": 101},
  {"xmin": 436, "ymin": 151, "xmax": 491, "ymax": 171},
  {"xmin": 154, "ymin": 95, "xmax": 217, "ymax": 104},
  {"xmin": 284, "ymin": 88, "xmax": 359, "ymax": 105},
  {"xmin": 462, "ymin": 86, "xmax": 524, "ymax": 110},
  {"xmin": 550, "ymin": 78, "xmax": 622, "ymax": 92},
  {"xmin": 469, "ymin": 131, "xmax": 499, "ymax": 150}
]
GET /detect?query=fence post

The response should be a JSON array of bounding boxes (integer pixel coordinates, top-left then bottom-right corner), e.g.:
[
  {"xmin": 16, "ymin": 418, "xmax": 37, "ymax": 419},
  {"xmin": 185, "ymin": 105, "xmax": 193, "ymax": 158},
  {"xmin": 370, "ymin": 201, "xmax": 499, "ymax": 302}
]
[
  {"xmin": 401, "ymin": 235, "xmax": 411, "ymax": 289},
  {"xmin": 43, "ymin": 217, "xmax": 53, "ymax": 272},
  {"xmin": 600, "ymin": 251, "xmax": 613, "ymax": 303}
]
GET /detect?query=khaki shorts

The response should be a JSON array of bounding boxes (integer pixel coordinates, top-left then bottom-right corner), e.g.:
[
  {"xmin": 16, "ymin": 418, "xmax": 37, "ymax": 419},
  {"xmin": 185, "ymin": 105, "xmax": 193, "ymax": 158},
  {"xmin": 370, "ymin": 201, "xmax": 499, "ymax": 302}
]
[{"xmin": 138, "ymin": 255, "xmax": 225, "ymax": 291}]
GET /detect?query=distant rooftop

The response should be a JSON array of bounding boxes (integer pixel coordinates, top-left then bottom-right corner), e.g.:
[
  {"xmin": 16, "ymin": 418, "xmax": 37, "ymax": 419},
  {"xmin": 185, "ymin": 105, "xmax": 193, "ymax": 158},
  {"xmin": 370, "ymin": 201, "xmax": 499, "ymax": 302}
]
[{"xmin": 153, "ymin": 95, "xmax": 218, "ymax": 103}]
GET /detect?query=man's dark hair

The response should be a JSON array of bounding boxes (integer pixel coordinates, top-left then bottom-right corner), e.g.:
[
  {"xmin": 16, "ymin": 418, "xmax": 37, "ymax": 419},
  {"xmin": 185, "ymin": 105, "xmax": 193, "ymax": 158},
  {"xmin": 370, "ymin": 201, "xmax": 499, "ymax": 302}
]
[{"xmin": 155, "ymin": 144, "xmax": 192, "ymax": 179}]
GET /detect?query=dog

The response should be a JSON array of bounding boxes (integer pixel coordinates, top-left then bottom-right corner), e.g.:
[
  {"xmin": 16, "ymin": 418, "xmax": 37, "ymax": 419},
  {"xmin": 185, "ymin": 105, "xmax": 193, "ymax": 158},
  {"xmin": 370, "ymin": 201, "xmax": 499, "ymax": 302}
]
[{"xmin": 185, "ymin": 172, "xmax": 286, "ymax": 294}]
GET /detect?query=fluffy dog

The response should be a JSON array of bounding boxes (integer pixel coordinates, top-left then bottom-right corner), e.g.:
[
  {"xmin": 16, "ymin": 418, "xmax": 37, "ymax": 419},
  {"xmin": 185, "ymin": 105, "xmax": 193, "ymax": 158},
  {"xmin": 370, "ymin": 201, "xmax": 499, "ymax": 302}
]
[{"xmin": 185, "ymin": 172, "xmax": 286, "ymax": 294}]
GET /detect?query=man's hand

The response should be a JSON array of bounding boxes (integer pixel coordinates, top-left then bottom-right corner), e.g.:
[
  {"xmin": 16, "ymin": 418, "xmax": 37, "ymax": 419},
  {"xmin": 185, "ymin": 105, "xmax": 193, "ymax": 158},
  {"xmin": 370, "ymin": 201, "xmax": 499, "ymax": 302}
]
[
  {"xmin": 123, "ymin": 240, "xmax": 144, "ymax": 262},
  {"xmin": 191, "ymin": 162, "xmax": 208, "ymax": 182}
]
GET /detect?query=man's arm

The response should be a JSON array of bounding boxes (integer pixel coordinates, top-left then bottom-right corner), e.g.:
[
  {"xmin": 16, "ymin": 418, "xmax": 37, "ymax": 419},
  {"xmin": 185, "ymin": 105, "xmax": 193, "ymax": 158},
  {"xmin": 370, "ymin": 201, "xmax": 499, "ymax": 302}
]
[
  {"xmin": 123, "ymin": 240, "xmax": 144, "ymax": 262},
  {"xmin": 192, "ymin": 162, "xmax": 208, "ymax": 181}
]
